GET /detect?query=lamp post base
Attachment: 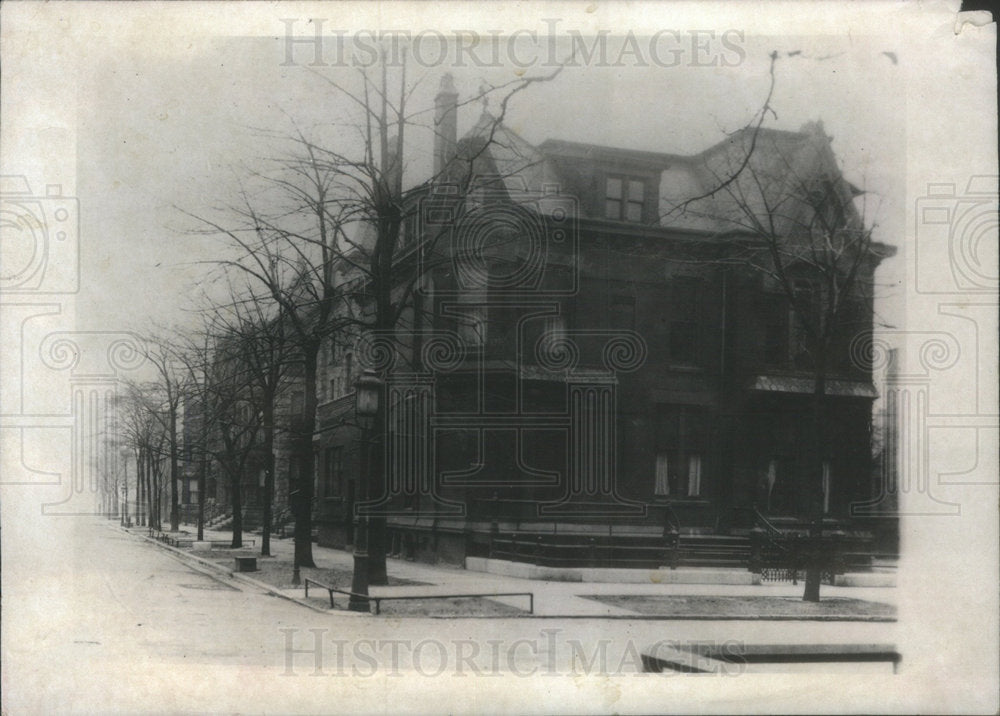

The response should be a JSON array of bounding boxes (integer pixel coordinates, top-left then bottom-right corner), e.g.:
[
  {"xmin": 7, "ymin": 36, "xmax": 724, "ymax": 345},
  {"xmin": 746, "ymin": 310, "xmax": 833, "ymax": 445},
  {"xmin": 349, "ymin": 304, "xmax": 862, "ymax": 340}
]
[{"xmin": 349, "ymin": 549, "xmax": 370, "ymax": 612}]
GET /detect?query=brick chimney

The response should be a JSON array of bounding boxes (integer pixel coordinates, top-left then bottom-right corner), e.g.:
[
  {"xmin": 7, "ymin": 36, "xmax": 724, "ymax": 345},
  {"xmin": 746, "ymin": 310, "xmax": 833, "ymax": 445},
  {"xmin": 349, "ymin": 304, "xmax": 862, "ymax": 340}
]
[{"xmin": 433, "ymin": 73, "xmax": 458, "ymax": 178}]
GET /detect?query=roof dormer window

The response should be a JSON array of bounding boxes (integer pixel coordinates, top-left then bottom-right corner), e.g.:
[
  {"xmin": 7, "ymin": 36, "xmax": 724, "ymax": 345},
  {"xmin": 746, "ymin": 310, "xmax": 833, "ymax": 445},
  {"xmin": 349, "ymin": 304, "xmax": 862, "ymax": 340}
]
[{"xmin": 605, "ymin": 176, "xmax": 645, "ymax": 222}]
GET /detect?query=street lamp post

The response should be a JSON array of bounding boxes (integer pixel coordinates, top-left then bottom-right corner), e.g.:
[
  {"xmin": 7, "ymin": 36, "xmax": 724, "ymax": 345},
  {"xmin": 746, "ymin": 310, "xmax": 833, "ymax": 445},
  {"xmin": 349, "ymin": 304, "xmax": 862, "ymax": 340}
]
[
  {"xmin": 349, "ymin": 369, "xmax": 381, "ymax": 613},
  {"xmin": 290, "ymin": 482, "xmax": 302, "ymax": 586}
]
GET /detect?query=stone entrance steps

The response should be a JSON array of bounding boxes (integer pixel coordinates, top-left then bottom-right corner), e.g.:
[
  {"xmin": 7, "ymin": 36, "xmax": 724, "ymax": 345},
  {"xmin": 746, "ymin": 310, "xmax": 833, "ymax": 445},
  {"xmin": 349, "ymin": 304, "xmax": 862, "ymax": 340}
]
[
  {"xmin": 676, "ymin": 534, "xmax": 751, "ymax": 568},
  {"xmin": 487, "ymin": 531, "xmax": 753, "ymax": 570}
]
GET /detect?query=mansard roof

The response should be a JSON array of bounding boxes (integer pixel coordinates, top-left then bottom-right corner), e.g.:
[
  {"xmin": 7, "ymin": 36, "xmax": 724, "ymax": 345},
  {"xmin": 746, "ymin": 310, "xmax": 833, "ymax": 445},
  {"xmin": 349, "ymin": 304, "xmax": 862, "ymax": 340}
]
[{"xmin": 452, "ymin": 114, "xmax": 870, "ymax": 239}]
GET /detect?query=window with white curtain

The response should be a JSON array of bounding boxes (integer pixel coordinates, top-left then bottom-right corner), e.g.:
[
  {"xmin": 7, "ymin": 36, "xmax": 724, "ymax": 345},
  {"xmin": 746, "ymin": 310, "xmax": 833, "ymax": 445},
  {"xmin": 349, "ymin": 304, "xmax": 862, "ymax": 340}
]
[
  {"xmin": 654, "ymin": 452, "xmax": 702, "ymax": 497},
  {"xmin": 687, "ymin": 454, "xmax": 702, "ymax": 497},
  {"xmin": 654, "ymin": 404, "xmax": 707, "ymax": 498},
  {"xmin": 654, "ymin": 453, "xmax": 671, "ymax": 496}
]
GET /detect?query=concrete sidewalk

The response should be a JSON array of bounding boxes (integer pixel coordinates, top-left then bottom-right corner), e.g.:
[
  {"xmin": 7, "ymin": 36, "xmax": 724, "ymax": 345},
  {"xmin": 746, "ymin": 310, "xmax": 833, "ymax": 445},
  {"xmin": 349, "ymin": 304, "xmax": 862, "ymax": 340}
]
[{"xmin": 159, "ymin": 522, "xmax": 898, "ymax": 620}]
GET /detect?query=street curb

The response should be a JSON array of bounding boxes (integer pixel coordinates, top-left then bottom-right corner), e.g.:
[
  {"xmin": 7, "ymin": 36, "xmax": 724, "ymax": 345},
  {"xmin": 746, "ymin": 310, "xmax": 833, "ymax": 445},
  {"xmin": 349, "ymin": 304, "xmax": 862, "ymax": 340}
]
[{"xmin": 117, "ymin": 526, "xmax": 345, "ymax": 616}]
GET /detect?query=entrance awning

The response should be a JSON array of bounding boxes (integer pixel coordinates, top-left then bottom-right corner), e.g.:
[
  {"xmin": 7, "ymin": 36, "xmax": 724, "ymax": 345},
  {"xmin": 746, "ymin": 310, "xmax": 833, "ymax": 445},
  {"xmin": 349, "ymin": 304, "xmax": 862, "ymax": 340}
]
[{"xmin": 747, "ymin": 374, "xmax": 878, "ymax": 398}]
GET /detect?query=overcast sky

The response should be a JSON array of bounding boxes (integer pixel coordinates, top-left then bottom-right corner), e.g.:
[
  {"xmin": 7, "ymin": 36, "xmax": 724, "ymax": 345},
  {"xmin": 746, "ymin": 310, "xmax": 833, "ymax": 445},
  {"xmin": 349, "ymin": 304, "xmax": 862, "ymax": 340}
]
[{"xmin": 70, "ymin": 24, "xmax": 905, "ymax": 334}]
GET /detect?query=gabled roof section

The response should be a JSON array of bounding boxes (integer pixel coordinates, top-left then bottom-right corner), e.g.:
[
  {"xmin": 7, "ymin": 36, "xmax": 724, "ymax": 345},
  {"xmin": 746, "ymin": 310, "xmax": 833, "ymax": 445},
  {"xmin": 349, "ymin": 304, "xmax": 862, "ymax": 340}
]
[{"xmin": 454, "ymin": 110, "xmax": 557, "ymax": 197}]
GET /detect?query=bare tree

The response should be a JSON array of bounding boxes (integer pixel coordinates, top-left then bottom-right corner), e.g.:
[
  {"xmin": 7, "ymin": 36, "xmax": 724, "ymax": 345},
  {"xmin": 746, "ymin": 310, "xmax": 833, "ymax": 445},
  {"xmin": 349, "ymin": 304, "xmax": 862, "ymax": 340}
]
[
  {"xmin": 191, "ymin": 169, "xmax": 349, "ymax": 567},
  {"xmin": 200, "ymin": 280, "xmax": 296, "ymax": 557},
  {"xmin": 118, "ymin": 388, "xmax": 149, "ymax": 527},
  {"xmin": 139, "ymin": 338, "xmax": 187, "ymax": 532},
  {"xmin": 186, "ymin": 51, "xmax": 564, "ymax": 581},
  {"xmin": 199, "ymin": 327, "xmax": 270, "ymax": 549},
  {"xmin": 170, "ymin": 329, "xmax": 215, "ymax": 542},
  {"xmin": 120, "ymin": 382, "xmax": 170, "ymax": 531},
  {"xmin": 662, "ymin": 54, "xmax": 893, "ymax": 600}
]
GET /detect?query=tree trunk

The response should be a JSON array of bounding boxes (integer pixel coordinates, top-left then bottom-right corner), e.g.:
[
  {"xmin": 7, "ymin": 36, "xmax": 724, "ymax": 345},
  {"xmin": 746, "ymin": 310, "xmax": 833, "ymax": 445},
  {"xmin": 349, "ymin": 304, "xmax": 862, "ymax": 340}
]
[
  {"xmin": 140, "ymin": 448, "xmax": 148, "ymax": 527},
  {"xmin": 197, "ymin": 454, "xmax": 206, "ymax": 542},
  {"xmin": 136, "ymin": 446, "xmax": 145, "ymax": 527},
  {"xmin": 367, "ymin": 397, "xmax": 388, "ymax": 585},
  {"xmin": 291, "ymin": 343, "xmax": 319, "ymax": 568},
  {"xmin": 802, "ymin": 361, "xmax": 828, "ymax": 603},
  {"xmin": 367, "ymin": 273, "xmax": 394, "ymax": 586},
  {"xmin": 261, "ymin": 403, "xmax": 275, "ymax": 557},
  {"xmin": 197, "ymin": 339, "xmax": 209, "ymax": 542},
  {"xmin": 148, "ymin": 459, "xmax": 155, "ymax": 528},
  {"xmin": 153, "ymin": 463, "xmax": 163, "ymax": 530},
  {"xmin": 169, "ymin": 412, "xmax": 180, "ymax": 532},
  {"xmin": 145, "ymin": 450, "xmax": 155, "ymax": 529},
  {"xmin": 230, "ymin": 465, "xmax": 243, "ymax": 549}
]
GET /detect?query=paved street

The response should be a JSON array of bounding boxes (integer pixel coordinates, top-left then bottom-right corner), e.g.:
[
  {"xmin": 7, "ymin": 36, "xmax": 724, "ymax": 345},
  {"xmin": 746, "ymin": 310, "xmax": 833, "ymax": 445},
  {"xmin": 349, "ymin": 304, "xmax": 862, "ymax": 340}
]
[{"xmin": 3, "ymin": 516, "xmax": 899, "ymax": 714}]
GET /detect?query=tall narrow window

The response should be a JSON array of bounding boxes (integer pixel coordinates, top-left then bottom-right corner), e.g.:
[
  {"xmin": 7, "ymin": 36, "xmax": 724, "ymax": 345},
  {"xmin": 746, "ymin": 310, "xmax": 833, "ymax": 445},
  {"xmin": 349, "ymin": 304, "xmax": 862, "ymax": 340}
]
[
  {"xmin": 791, "ymin": 279, "xmax": 816, "ymax": 369},
  {"xmin": 765, "ymin": 459, "xmax": 778, "ymax": 511},
  {"xmin": 655, "ymin": 405, "xmax": 706, "ymax": 498},
  {"xmin": 401, "ymin": 213, "xmax": 417, "ymax": 247},
  {"xmin": 344, "ymin": 353, "xmax": 354, "ymax": 391},
  {"xmin": 324, "ymin": 446, "xmax": 343, "ymax": 497},
  {"xmin": 654, "ymin": 453, "xmax": 671, "ymax": 496},
  {"xmin": 654, "ymin": 453, "xmax": 702, "ymax": 497},
  {"xmin": 605, "ymin": 177, "xmax": 622, "ymax": 219},
  {"xmin": 763, "ymin": 457, "xmax": 797, "ymax": 514},
  {"xmin": 687, "ymin": 454, "xmax": 702, "ymax": 497},
  {"xmin": 625, "ymin": 180, "xmax": 644, "ymax": 222},
  {"xmin": 669, "ymin": 277, "xmax": 703, "ymax": 365},
  {"xmin": 822, "ymin": 460, "xmax": 831, "ymax": 514}
]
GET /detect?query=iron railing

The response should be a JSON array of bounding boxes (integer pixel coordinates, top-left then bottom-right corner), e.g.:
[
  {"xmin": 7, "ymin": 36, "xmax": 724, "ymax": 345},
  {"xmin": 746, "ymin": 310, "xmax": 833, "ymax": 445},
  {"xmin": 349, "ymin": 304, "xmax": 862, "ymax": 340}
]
[
  {"xmin": 303, "ymin": 578, "xmax": 534, "ymax": 615},
  {"xmin": 748, "ymin": 509, "xmax": 845, "ymax": 584}
]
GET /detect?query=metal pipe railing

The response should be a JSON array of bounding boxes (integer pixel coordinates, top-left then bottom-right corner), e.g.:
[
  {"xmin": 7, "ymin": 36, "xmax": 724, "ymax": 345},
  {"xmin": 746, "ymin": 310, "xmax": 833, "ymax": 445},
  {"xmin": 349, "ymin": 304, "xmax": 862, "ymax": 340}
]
[{"xmin": 304, "ymin": 578, "xmax": 534, "ymax": 615}]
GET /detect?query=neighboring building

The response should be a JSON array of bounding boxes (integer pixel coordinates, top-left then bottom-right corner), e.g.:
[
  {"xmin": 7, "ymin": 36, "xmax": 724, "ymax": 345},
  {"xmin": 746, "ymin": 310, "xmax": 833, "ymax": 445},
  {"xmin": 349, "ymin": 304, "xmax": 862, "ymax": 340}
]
[
  {"xmin": 187, "ymin": 332, "xmax": 304, "ymax": 534},
  {"xmin": 309, "ymin": 77, "xmax": 897, "ymax": 569},
  {"xmin": 313, "ymin": 330, "xmax": 365, "ymax": 546},
  {"xmin": 179, "ymin": 394, "xmax": 204, "ymax": 522}
]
